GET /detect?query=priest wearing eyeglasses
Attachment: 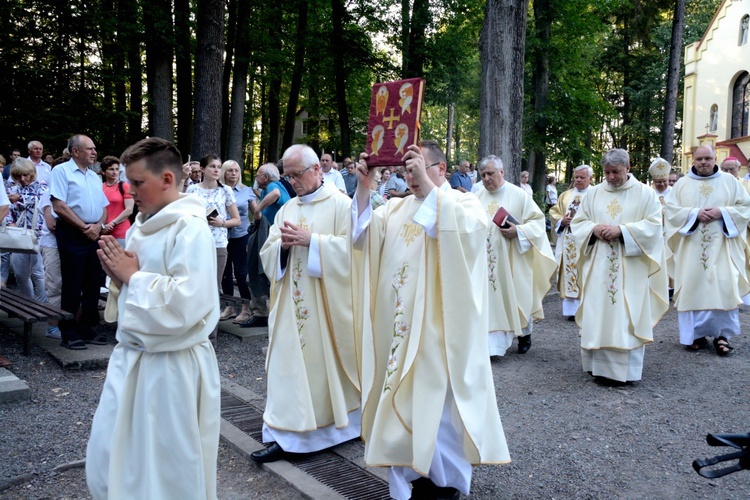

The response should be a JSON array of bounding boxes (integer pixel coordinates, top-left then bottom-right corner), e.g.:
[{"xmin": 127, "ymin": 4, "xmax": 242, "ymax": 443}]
[{"xmin": 251, "ymin": 145, "xmax": 361, "ymax": 464}]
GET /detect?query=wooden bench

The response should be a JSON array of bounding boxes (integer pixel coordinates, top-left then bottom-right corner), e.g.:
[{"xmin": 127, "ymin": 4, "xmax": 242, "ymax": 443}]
[{"xmin": 0, "ymin": 288, "xmax": 74, "ymax": 355}]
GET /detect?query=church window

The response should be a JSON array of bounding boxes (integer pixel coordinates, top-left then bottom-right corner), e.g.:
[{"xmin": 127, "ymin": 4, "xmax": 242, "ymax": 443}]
[
  {"xmin": 710, "ymin": 104, "xmax": 718, "ymax": 131},
  {"xmin": 731, "ymin": 72, "xmax": 750, "ymax": 139},
  {"xmin": 741, "ymin": 15, "xmax": 749, "ymax": 46}
]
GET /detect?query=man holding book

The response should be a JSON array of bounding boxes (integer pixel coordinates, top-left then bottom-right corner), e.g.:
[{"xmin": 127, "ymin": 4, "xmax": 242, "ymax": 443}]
[
  {"xmin": 474, "ymin": 155, "xmax": 556, "ymax": 356},
  {"xmin": 548, "ymin": 164, "xmax": 593, "ymax": 319}
]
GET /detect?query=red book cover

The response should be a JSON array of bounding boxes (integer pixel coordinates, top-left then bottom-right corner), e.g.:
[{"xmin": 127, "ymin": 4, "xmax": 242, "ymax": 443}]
[
  {"xmin": 492, "ymin": 207, "xmax": 519, "ymax": 229},
  {"xmin": 365, "ymin": 78, "xmax": 426, "ymax": 167}
]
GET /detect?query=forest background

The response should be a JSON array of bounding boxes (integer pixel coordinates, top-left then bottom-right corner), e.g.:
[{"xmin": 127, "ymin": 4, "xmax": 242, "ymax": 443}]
[{"xmin": 0, "ymin": 0, "xmax": 720, "ymax": 190}]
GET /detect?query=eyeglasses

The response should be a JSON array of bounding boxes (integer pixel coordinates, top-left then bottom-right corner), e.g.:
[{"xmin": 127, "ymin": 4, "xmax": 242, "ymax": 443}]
[
  {"xmin": 427, "ymin": 162, "xmax": 440, "ymax": 169},
  {"xmin": 284, "ymin": 166, "xmax": 312, "ymax": 181}
]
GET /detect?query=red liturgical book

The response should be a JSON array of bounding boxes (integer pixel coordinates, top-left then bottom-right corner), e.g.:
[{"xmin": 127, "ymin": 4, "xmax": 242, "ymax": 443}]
[
  {"xmin": 493, "ymin": 207, "xmax": 519, "ymax": 229},
  {"xmin": 365, "ymin": 78, "xmax": 426, "ymax": 167}
]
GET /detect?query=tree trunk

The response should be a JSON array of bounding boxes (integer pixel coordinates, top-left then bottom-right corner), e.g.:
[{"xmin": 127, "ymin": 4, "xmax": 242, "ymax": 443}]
[
  {"xmin": 143, "ymin": 0, "xmax": 174, "ymax": 141},
  {"xmin": 120, "ymin": 0, "xmax": 143, "ymax": 144},
  {"xmin": 226, "ymin": 0, "xmax": 253, "ymax": 163},
  {"xmin": 192, "ymin": 0, "xmax": 226, "ymax": 158},
  {"xmin": 265, "ymin": 3, "xmax": 283, "ymax": 162},
  {"xmin": 175, "ymin": 0, "xmax": 193, "ymax": 159},
  {"xmin": 446, "ymin": 103, "xmax": 454, "ymax": 163},
  {"xmin": 400, "ymin": 0, "xmax": 411, "ymax": 76},
  {"xmin": 404, "ymin": 0, "xmax": 429, "ymax": 78},
  {"xmin": 531, "ymin": 0, "xmax": 550, "ymax": 189},
  {"xmin": 479, "ymin": 0, "xmax": 529, "ymax": 183},
  {"xmin": 330, "ymin": 0, "xmax": 350, "ymax": 157},
  {"xmin": 221, "ymin": 0, "xmax": 237, "ymax": 157},
  {"xmin": 660, "ymin": 0, "xmax": 685, "ymax": 164},
  {"xmin": 281, "ymin": 0, "xmax": 309, "ymax": 154}
]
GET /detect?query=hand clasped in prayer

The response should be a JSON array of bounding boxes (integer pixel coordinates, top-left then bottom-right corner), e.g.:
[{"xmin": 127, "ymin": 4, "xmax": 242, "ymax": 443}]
[
  {"xmin": 593, "ymin": 224, "xmax": 622, "ymax": 241},
  {"xmin": 97, "ymin": 235, "xmax": 140, "ymax": 288},
  {"xmin": 697, "ymin": 207, "xmax": 721, "ymax": 223},
  {"xmin": 280, "ymin": 221, "xmax": 312, "ymax": 249}
]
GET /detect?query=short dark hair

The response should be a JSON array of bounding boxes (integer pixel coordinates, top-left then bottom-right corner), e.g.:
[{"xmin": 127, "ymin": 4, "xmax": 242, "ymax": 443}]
[
  {"xmin": 100, "ymin": 155, "xmax": 120, "ymax": 170},
  {"xmin": 420, "ymin": 140, "xmax": 446, "ymax": 166},
  {"xmin": 120, "ymin": 138, "xmax": 182, "ymax": 178}
]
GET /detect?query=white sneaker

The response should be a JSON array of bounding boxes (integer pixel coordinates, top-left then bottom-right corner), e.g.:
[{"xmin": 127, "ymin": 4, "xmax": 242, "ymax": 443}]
[{"xmin": 46, "ymin": 327, "xmax": 62, "ymax": 339}]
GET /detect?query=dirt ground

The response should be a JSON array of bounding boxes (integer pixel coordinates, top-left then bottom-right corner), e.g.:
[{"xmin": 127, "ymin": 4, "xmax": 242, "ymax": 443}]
[{"xmin": 2, "ymin": 289, "xmax": 750, "ymax": 499}]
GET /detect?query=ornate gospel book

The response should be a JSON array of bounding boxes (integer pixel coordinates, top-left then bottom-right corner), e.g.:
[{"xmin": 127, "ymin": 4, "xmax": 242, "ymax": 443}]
[{"xmin": 365, "ymin": 78, "xmax": 426, "ymax": 167}]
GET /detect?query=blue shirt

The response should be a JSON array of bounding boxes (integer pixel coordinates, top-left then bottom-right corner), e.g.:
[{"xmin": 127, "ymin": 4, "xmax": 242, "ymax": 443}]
[
  {"xmin": 449, "ymin": 171, "xmax": 473, "ymax": 191},
  {"xmin": 49, "ymin": 159, "xmax": 109, "ymax": 223},
  {"xmin": 261, "ymin": 181, "xmax": 290, "ymax": 223},
  {"xmin": 228, "ymin": 184, "xmax": 256, "ymax": 239}
]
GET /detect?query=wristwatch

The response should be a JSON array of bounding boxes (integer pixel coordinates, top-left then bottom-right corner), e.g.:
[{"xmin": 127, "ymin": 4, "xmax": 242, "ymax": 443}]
[{"xmin": 101, "ymin": 223, "xmax": 106, "ymax": 230}]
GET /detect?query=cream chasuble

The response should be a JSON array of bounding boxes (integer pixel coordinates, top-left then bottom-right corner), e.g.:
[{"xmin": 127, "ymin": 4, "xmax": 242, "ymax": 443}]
[
  {"xmin": 475, "ymin": 183, "xmax": 556, "ymax": 343},
  {"xmin": 665, "ymin": 170, "xmax": 750, "ymax": 313},
  {"xmin": 259, "ymin": 185, "xmax": 360, "ymax": 445},
  {"xmin": 354, "ymin": 186, "xmax": 509, "ymax": 477},
  {"xmin": 571, "ymin": 176, "xmax": 668, "ymax": 380},
  {"xmin": 549, "ymin": 188, "xmax": 589, "ymax": 305},
  {"xmin": 87, "ymin": 195, "xmax": 221, "ymax": 500}
]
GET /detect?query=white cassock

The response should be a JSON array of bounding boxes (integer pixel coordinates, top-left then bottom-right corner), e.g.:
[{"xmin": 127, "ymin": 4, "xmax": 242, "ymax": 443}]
[
  {"xmin": 259, "ymin": 183, "xmax": 361, "ymax": 452},
  {"xmin": 353, "ymin": 182, "xmax": 510, "ymax": 500},
  {"xmin": 665, "ymin": 169, "xmax": 750, "ymax": 343},
  {"xmin": 571, "ymin": 175, "xmax": 668, "ymax": 382},
  {"xmin": 549, "ymin": 187, "xmax": 589, "ymax": 316},
  {"xmin": 475, "ymin": 182, "xmax": 557, "ymax": 355},
  {"xmin": 86, "ymin": 194, "xmax": 221, "ymax": 500}
]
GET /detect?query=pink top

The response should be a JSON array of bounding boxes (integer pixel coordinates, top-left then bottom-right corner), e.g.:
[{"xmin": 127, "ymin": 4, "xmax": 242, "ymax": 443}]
[{"xmin": 102, "ymin": 182, "xmax": 133, "ymax": 239}]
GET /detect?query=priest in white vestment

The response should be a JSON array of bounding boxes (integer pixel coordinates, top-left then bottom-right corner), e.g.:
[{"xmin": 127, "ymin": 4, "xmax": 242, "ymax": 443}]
[
  {"xmin": 665, "ymin": 145, "xmax": 750, "ymax": 355},
  {"xmin": 353, "ymin": 141, "xmax": 510, "ymax": 500},
  {"xmin": 549, "ymin": 164, "xmax": 593, "ymax": 318},
  {"xmin": 474, "ymin": 155, "xmax": 556, "ymax": 355},
  {"xmin": 86, "ymin": 138, "xmax": 221, "ymax": 499},
  {"xmin": 571, "ymin": 148, "xmax": 668, "ymax": 383},
  {"xmin": 252, "ymin": 144, "xmax": 361, "ymax": 463},
  {"xmin": 649, "ymin": 157, "xmax": 673, "ymax": 298}
]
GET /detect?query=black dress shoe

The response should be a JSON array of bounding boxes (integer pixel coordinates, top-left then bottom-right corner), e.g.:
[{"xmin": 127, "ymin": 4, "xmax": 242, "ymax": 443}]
[
  {"xmin": 250, "ymin": 442, "xmax": 286, "ymax": 463},
  {"xmin": 239, "ymin": 316, "xmax": 268, "ymax": 328},
  {"xmin": 517, "ymin": 334, "xmax": 532, "ymax": 354}
]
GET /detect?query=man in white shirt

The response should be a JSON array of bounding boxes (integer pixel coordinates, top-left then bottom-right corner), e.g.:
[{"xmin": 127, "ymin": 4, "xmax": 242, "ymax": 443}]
[
  {"xmin": 27, "ymin": 140, "xmax": 52, "ymax": 184},
  {"xmin": 320, "ymin": 153, "xmax": 346, "ymax": 193}
]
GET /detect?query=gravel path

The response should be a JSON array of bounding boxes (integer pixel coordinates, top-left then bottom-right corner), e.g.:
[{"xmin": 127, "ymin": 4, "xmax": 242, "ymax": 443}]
[{"xmin": 1, "ymin": 290, "xmax": 749, "ymax": 498}]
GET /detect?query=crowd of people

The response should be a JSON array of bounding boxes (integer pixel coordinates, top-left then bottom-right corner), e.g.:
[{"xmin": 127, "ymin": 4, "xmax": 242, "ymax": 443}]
[{"xmin": 2, "ymin": 136, "xmax": 747, "ymax": 500}]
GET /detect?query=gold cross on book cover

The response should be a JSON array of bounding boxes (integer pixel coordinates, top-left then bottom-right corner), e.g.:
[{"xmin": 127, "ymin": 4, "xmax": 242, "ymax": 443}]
[{"xmin": 365, "ymin": 78, "xmax": 426, "ymax": 167}]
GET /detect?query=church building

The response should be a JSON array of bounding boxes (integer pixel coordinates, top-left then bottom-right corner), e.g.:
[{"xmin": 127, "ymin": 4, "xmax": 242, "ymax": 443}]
[{"xmin": 682, "ymin": 0, "xmax": 750, "ymax": 172}]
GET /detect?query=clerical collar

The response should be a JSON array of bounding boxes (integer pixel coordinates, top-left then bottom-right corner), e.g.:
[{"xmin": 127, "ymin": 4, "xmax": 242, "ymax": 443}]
[
  {"xmin": 688, "ymin": 165, "xmax": 720, "ymax": 180},
  {"xmin": 298, "ymin": 183, "xmax": 326, "ymax": 204}
]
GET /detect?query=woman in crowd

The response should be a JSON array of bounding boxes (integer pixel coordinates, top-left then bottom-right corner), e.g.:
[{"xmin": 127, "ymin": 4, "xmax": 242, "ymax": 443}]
[
  {"xmin": 187, "ymin": 155, "xmax": 240, "ymax": 341},
  {"xmin": 100, "ymin": 156, "xmax": 134, "ymax": 247},
  {"xmin": 378, "ymin": 168, "xmax": 391, "ymax": 198},
  {"xmin": 219, "ymin": 160, "xmax": 257, "ymax": 324},
  {"xmin": 6, "ymin": 158, "xmax": 48, "ymax": 305}
]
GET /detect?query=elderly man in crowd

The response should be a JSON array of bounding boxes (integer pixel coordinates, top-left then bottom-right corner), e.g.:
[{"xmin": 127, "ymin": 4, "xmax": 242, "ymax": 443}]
[
  {"xmin": 353, "ymin": 141, "xmax": 509, "ymax": 499},
  {"xmin": 320, "ymin": 153, "xmax": 346, "ymax": 193},
  {"xmin": 475, "ymin": 155, "xmax": 556, "ymax": 355},
  {"xmin": 49, "ymin": 134, "xmax": 110, "ymax": 350},
  {"xmin": 720, "ymin": 156, "xmax": 750, "ymax": 192},
  {"xmin": 384, "ymin": 165, "xmax": 410, "ymax": 198},
  {"xmin": 28, "ymin": 140, "xmax": 52, "ymax": 184},
  {"xmin": 251, "ymin": 145, "xmax": 360, "ymax": 463},
  {"xmin": 666, "ymin": 145, "xmax": 750, "ymax": 355},
  {"xmin": 243, "ymin": 163, "xmax": 292, "ymax": 329},
  {"xmin": 549, "ymin": 164, "xmax": 593, "ymax": 319},
  {"xmin": 449, "ymin": 160, "xmax": 473, "ymax": 193},
  {"xmin": 340, "ymin": 157, "xmax": 358, "ymax": 197},
  {"xmin": 571, "ymin": 148, "xmax": 668, "ymax": 384}
]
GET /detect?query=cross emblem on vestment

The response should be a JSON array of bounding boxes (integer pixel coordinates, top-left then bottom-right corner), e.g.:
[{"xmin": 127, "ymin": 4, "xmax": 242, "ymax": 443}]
[
  {"xmin": 383, "ymin": 108, "xmax": 400, "ymax": 130},
  {"xmin": 606, "ymin": 198, "xmax": 622, "ymax": 218},
  {"xmin": 699, "ymin": 182, "xmax": 713, "ymax": 198}
]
